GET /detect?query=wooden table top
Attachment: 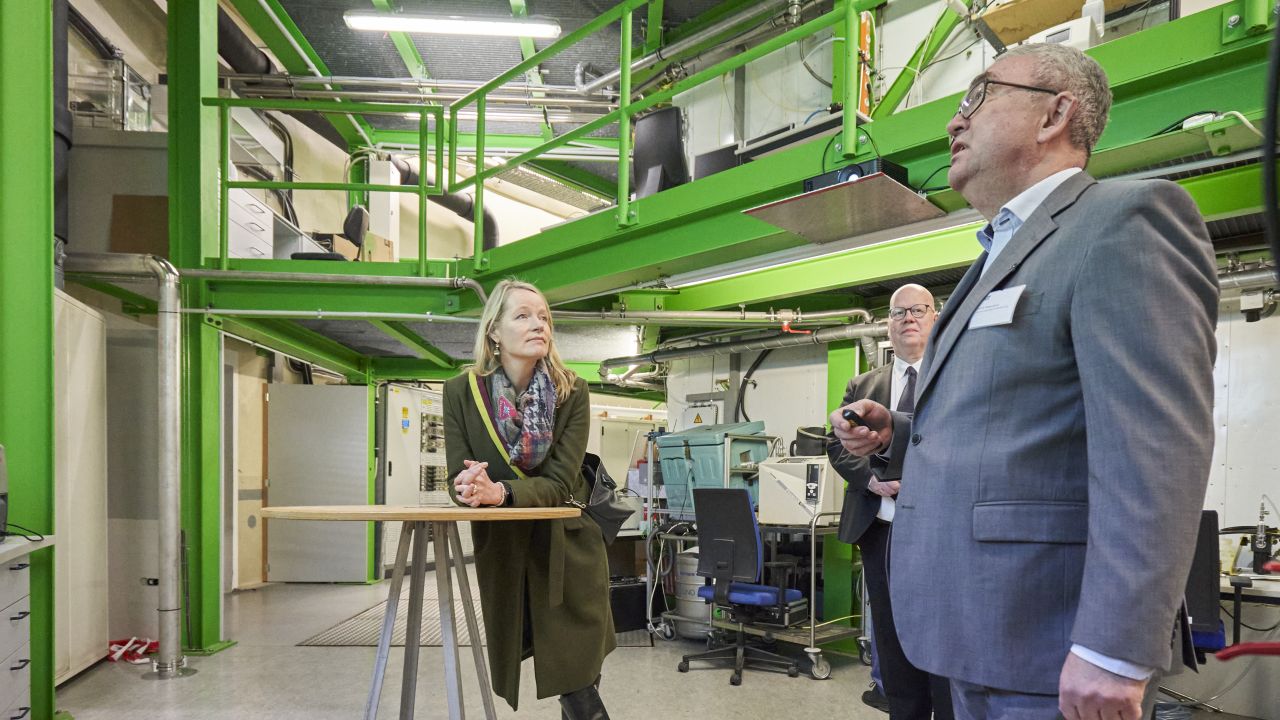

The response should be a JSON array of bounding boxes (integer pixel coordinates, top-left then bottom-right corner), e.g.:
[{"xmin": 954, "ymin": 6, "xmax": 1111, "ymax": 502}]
[{"xmin": 260, "ymin": 505, "xmax": 582, "ymax": 522}]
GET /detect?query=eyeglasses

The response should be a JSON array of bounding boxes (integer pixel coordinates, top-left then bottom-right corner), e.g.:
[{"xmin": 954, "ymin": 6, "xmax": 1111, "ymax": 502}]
[
  {"xmin": 957, "ymin": 79, "xmax": 1059, "ymax": 119},
  {"xmin": 889, "ymin": 304, "xmax": 934, "ymax": 321}
]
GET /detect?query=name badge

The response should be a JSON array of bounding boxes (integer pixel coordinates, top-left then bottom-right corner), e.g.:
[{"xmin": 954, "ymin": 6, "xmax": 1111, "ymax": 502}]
[{"xmin": 968, "ymin": 285, "xmax": 1026, "ymax": 329}]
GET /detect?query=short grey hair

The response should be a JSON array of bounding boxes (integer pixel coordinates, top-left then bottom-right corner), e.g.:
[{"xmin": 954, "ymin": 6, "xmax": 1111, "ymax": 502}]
[{"xmin": 1002, "ymin": 43, "xmax": 1112, "ymax": 156}]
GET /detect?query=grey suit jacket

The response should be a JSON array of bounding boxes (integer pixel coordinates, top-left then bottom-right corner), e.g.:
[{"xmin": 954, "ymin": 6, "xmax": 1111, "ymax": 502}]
[
  {"xmin": 826, "ymin": 363, "xmax": 893, "ymax": 545},
  {"xmin": 877, "ymin": 173, "xmax": 1218, "ymax": 693}
]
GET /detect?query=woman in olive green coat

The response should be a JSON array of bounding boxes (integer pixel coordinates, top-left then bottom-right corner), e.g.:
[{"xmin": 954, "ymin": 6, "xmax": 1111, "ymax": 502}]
[{"xmin": 444, "ymin": 279, "xmax": 614, "ymax": 718}]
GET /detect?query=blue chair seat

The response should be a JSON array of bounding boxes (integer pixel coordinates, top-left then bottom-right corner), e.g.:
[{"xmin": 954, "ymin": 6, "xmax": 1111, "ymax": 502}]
[{"xmin": 697, "ymin": 582, "xmax": 803, "ymax": 607}]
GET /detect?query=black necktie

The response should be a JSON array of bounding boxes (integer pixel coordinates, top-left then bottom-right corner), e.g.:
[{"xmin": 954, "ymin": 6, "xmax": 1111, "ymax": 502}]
[{"xmin": 897, "ymin": 366, "xmax": 917, "ymax": 414}]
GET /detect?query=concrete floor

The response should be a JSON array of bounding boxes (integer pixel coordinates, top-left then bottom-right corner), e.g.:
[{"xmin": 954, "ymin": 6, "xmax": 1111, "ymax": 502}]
[{"xmin": 56, "ymin": 577, "xmax": 880, "ymax": 719}]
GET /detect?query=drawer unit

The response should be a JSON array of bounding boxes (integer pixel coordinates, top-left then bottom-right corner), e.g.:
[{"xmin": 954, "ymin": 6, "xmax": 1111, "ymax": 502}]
[
  {"xmin": 0, "ymin": 565, "xmax": 28, "ymax": 619},
  {"xmin": 0, "ymin": 599, "xmax": 29, "ymax": 665},
  {"xmin": 0, "ymin": 644, "xmax": 30, "ymax": 713},
  {"xmin": 228, "ymin": 189, "xmax": 271, "ymax": 229},
  {"xmin": 228, "ymin": 219, "xmax": 273, "ymax": 260}
]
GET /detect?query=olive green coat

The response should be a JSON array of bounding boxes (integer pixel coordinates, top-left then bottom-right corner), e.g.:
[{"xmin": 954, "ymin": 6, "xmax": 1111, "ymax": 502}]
[{"xmin": 442, "ymin": 372, "xmax": 615, "ymax": 710}]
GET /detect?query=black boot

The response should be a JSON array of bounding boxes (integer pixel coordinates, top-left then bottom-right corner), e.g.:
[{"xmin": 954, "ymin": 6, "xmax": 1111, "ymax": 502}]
[{"xmin": 559, "ymin": 683, "xmax": 610, "ymax": 720}]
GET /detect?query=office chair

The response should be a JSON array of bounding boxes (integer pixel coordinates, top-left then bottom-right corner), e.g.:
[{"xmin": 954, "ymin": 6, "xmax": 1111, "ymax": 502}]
[
  {"xmin": 293, "ymin": 205, "xmax": 368, "ymax": 260},
  {"xmin": 677, "ymin": 488, "xmax": 802, "ymax": 685}
]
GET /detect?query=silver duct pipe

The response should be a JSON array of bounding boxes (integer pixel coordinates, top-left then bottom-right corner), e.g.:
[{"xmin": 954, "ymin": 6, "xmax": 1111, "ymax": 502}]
[
  {"xmin": 600, "ymin": 321, "xmax": 888, "ymax": 375},
  {"xmin": 1218, "ymin": 263, "xmax": 1277, "ymax": 291},
  {"xmin": 180, "ymin": 269, "xmax": 487, "ymax": 304},
  {"xmin": 222, "ymin": 72, "xmax": 599, "ymax": 97},
  {"xmin": 234, "ymin": 87, "xmax": 616, "ymax": 110},
  {"xmin": 181, "ymin": 308, "xmax": 479, "ymax": 323},
  {"xmin": 577, "ymin": 0, "xmax": 790, "ymax": 95},
  {"xmin": 555, "ymin": 306, "xmax": 872, "ymax": 328},
  {"xmin": 63, "ymin": 253, "xmax": 189, "ymax": 679}
]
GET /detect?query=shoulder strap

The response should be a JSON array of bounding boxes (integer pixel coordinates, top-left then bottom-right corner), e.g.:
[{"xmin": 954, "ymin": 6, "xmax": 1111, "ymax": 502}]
[{"xmin": 467, "ymin": 372, "xmax": 530, "ymax": 481}]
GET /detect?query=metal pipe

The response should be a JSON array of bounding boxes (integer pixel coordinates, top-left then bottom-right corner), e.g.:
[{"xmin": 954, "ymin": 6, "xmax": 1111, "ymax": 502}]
[
  {"xmin": 600, "ymin": 321, "xmax": 888, "ymax": 374},
  {"xmin": 554, "ymin": 306, "xmax": 872, "ymax": 327},
  {"xmin": 253, "ymin": 0, "xmax": 374, "ymax": 147},
  {"xmin": 578, "ymin": 0, "xmax": 791, "ymax": 95},
  {"xmin": 179, "ymin": 269, "xmax": 487, "ymax": 304},
  {"xmin": 63, "ymin": 253, "xmax": 187, "ymax": 678},
  {"xmin": 234, "ymin": 86, "xmax": 616, "ymax": 109},
  {"xmin": 180, "ymin": 308, "xmax": 479, "ymax": 323},
  {"xmin": 1219, "ymin": 263, "xmax": 1278, "ymax": 291},
  {"xmin": 222, "ymin": 72, "xmax": 599, "ymax": 97}
]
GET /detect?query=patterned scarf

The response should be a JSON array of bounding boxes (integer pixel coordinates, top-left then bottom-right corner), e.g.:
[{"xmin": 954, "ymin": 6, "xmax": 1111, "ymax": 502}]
[{"xmin": 488, "ymin": 362, "xmax": 557, "ymax": 471}]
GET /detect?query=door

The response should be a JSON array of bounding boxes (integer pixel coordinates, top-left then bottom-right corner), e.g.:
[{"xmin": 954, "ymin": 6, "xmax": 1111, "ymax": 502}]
[{"xmin": 266, "ymin": 384, "xmax": 371, "ymax": 582}]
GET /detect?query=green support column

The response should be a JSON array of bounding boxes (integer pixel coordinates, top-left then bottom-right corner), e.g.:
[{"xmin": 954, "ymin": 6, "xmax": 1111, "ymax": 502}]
[
  {"xmin": 823, "ymin": 341, "xmax": 860, "ymax": 653},
  {"xmin": 0, "ymin": 2, "xmax": 56, "ymax": 716},
  {"xmin": 169, "ymin": 0, "xmax": 229, "ymax": 653}
]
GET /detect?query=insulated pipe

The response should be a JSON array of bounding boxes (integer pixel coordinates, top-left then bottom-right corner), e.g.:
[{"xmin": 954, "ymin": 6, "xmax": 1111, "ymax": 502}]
[
  {"xmin": 179, "ymin": 269, "xmax": 488, "ymax": 304},
  {"xmin": 235, "ymin": 87, "xmax": 616, "ymax": 109},
  {"xmin": 63, "ymin": 253, "xmax": 186, "ymax": 678},
  {"xmin": 1219, "ymin": 264, "xmax": 1278, "ymax": 291},
  {"xmin": 599, "ymin": 321, "xmax": 888, "ymax": 374},
  {"xmin": 180, "ymin": 308, "xmax": 479, "ymax": 323},
  {"xmin": 555, "ymin": 306, "xmax": 872, "ymax": 327},
  {"xmin": 577, "ymin": 0, "xmax": 791, "ymax": 95},
  {"xmin": 221, "ymin": 72, "xmax": 598, "ymax": 97}
]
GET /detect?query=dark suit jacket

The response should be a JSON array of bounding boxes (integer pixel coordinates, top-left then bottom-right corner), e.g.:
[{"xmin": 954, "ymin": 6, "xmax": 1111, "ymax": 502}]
[
  {"xmin": 875, "ymin": 173, "xmax": 1218, "ymax": 693},
  {"xmin": 827, "ymin": 363, "xmax": 893, "ymax": 545}
]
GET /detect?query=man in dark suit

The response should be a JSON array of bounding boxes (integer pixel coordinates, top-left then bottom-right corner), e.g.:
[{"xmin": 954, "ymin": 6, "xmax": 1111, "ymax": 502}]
[
  {"xmin": 832, "ymin": 43, "xmax": 1218, "ymax": 720},
  {"xmin": 828, "ymin": 283, "xmax": 952, "ymax": 720}
]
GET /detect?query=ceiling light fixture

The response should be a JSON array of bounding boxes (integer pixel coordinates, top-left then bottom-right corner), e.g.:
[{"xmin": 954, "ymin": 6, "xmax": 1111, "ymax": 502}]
[{"xmin": 344, "ymin": 10, "xmax": 561, "ymax": 39}]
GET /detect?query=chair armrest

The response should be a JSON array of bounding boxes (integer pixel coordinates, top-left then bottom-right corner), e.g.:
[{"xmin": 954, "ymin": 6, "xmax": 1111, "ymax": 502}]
[{"xmin": 762, "ymin": 560, "xmax": 795, "ymax": 615}]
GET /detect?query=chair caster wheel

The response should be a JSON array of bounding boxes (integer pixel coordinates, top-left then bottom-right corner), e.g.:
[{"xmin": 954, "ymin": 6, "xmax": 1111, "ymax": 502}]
[
  {"xmin": 787, "ymin": 665, "xmax": 799, "ymax": 678},
  {"xmin": 658, "ymin": 623, "xmax": 676, "ymax": 641},
  {"xmin": 730, "ymin": 673, "xmax": 742, "ymax": 686},
  {"xmin": 677, "ymin": 661, "xmax": 689, "ymax": 673}
]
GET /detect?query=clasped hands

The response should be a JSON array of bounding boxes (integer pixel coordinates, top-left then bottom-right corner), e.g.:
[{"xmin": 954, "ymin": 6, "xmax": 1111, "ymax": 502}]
[{"xmin": 454, "ymin": 460, "xmax": 504, "ymax": 507}]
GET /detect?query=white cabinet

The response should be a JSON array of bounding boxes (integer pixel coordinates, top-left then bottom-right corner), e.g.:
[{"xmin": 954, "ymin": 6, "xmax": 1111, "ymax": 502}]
[
  {"xmin": 53, "ymin": 291, "xmax": 109, "ymax": 684},
  {"xmin": 0, "ymin": 539, "xmax": 55, "ymax": 716}
]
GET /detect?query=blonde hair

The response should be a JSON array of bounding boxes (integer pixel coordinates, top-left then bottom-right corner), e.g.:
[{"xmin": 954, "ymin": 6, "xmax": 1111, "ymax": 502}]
[{"xmin": 469, "ymin": 278, "xmax": 576, "ymax": 404}]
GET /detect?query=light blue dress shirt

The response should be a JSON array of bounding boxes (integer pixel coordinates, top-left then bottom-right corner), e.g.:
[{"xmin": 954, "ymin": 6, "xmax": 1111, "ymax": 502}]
[{"xmin": 973, "ymin": 167, "xmax": 1155, "ymax": 682}]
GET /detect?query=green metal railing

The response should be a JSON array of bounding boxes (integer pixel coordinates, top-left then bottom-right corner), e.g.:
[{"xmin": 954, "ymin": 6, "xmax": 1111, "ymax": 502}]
[
  {"xmin": 448, "ymin": 0, "xmax": 862, "ymax": 272},
  {"xmin": 203, "ymin": 96, "xmax": 445, "ymax": 276}
]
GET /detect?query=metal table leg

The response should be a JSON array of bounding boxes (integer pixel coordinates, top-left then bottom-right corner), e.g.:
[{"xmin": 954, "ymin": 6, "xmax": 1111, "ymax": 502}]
[
  {"xmin": 400, "ymin": 522, "xmax": 430, "ymax": 720},
  {"xmin": 448, "ymin": 524, "xmax": 496, "ymax": 720},
  {"xmin": 365, "ymin": 522, "xmax": 414, "ymax": 720},
  {"xmin": 434, "ymin": 521, "xmax": 465, "ymax": 720}
]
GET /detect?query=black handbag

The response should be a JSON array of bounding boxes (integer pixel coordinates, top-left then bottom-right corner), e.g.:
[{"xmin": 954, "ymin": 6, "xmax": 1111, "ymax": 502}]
[{"xmin": 574, "ymin": 452, "xmax": 635, "ymax": 545}]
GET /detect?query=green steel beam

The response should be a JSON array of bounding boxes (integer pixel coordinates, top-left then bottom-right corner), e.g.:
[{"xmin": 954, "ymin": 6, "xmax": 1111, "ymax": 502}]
[
  {"xmin": 369, "ymin": 321, "xmax": 454, "ymax": 367},
  {"xmin": 0, "ymin": 2, "xmax": 55, "ymax": 716},
  {"xmin": 664, "ymin": 160, "xmax": 1272, "ymax": 311},
  {"xmin": 171, "ymin": 0, "xmax": 224, "ymax": 652},
  {"xmin": 823, "ymin": 340, "xmax": 860, "ymax": 652},
  {"xmin": 644, "ymin": 0, "xmax": 665, "ymax": 54},
  {"xmin": 215, "ymin": 317, "xmax": 367, "ymax": 378},
  {"xmin": 510, "ymin": 0, "xmax": 553, "ymax": 137},
  {"xmin": 870, "ymin": 3, "xmax": 968, "ymax": 120},
  {"xmin": 369, "ymin": 358, "xmax": 461, "ymax": 381},
  {"xmin": 526, "ymin": 160, "xmax": 616, "ymax": 198},
  {"xmin": 226, "ymin": 0, "xmax": 373, "ymax": 146},
  {"xmin": 371, "ymin": 0, "xmax": 430, "ymax": 79},
  {"xmin": 67, "ymin": 279, "xmax": 159, "ymax": 315},
  {"xmin": 203, "ymin": 282, "xmax": 458, "ymax": 316},
  {"xmin": 371, "ymin": 129, "xmax": 619, "ymax": 152}
]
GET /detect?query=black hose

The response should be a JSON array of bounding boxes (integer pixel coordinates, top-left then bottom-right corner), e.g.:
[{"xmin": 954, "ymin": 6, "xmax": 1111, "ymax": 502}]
[
  {"xmin": 390, "ymin": 156, "xmax": 500, "ymax": 251},
  {"xmin": 735, "ymin": 349, "xmax": 772, "ymax": 423},
  {"xmin": 67, "ymin": 4, "xmax": 122, "ymax": 60},
  {"xmin": 1265, "ymin": 15, "xmax": 1280, "ymax": 282}
]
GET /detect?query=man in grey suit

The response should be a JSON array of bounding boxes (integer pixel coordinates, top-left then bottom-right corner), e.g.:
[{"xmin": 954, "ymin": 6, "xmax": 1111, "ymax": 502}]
[
  {"xmin": 827, "ymin": 284, "xmax": 953, "ymax": 719},
  {"xmin": 831, "ymin": 43, "xmax": 1218, "ymax": 720}
]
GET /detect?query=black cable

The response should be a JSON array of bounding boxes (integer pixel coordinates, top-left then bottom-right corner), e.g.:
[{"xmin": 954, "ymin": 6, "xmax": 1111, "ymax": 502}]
[
  {"xmin": 1146, "ymin": 110, "xmax": 1219, "ymax": 138},
  {"xmin": 735, "ymin": 349, "xmax": 772, "ymax": 423},
  {"xmin": 4, "ymin": 523, "xmax": 45, "ymax": 542},
  {"xmin": 1220, "ymin": 603, "xmax": 1280, "ymax": 632},
  {"xmin": 915, "ymin": 164, "xmax": 950, "ymax": 193},
  {"xmin": 1265, "ymin": 13, "xmax": 1280, "ymax": 282}
]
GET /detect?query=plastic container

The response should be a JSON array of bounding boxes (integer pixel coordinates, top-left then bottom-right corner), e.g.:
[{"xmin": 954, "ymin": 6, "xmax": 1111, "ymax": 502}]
[
  {"xmin": 656, "ymin": 421, "xmax": 768, "ymax": 519},
  {"xmin": 674, "ymin": 548, "xmax": 707, "ymax": 639}
]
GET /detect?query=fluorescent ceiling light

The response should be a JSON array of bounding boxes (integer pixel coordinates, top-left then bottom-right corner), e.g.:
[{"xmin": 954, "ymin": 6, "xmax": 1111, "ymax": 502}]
[{"xmin": 344, "ymin": 11, "xmax": 561, "ymax": 39}]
